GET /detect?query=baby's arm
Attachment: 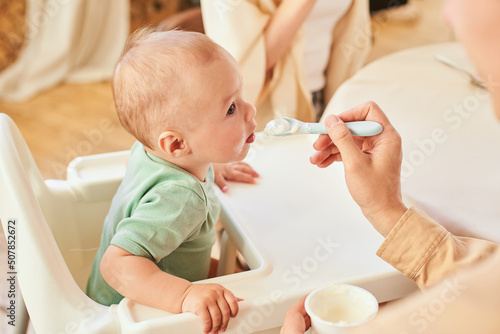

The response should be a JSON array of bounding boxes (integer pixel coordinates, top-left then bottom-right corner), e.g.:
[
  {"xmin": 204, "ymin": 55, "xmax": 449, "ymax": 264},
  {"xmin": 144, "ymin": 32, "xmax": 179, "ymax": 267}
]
[
  {"xmin": 101, "ymin": 245, "xmax": 240, "ymax": 333},
  {"xmin": 213, "ymin": 162, "xmax": 259, "ymax": 192}
]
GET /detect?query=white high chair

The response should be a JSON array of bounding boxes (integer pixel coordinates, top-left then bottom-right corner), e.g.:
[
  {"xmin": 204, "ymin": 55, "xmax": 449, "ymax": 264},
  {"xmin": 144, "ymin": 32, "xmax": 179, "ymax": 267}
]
[
  {"xmin": 0, "ymin": 113, "xmax": 122, "ymax": 333},
  {"xmin": 0, "ymin": 113, "xmax": 266, "ymax": 334}
]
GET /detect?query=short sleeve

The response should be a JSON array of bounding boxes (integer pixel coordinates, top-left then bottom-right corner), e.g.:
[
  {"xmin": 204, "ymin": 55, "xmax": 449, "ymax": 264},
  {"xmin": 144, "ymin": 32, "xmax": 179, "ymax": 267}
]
[{"xmin": 111, "ymin": 184, "xmax": 207, "ymax": 263}]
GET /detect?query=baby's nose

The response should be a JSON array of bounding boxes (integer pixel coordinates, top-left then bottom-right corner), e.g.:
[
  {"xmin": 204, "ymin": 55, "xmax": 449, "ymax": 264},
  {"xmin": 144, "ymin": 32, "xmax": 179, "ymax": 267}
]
[{"xmin": 245, "ymin": 102, "xmax": 257, "ymax": 121}]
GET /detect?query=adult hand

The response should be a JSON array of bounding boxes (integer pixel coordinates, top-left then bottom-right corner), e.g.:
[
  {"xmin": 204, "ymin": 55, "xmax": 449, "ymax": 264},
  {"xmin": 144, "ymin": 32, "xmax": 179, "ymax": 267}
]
[
  {"xmin": 280, "ymin": 296, "xmax": 310, "ymax": 334},
  {"xmin": 310, "ymin": 101, "xmax": 407, "ymax": 237},
  {"xmin": 213, "ymin": 162, "xmax": 259, "ymax": 193}
]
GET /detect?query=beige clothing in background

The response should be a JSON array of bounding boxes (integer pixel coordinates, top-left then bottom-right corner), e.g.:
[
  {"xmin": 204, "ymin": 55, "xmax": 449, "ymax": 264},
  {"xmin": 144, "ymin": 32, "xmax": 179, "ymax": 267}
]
[
  {"xmin": 201, "ymin": 0, "xmax": 371, "ymax": 130},
  {"xmin": 353, "ymin": 208, "xmax": 500, "ymax": 333},
  {"xmin": 0, "ymin": 0, "xmax": 129, "ymax": 102}
]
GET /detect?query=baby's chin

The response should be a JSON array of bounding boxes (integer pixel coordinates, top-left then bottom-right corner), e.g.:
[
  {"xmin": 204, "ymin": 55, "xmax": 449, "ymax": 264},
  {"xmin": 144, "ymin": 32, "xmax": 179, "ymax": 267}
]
[
  {"xmin": 233, "ymin": 142, "xmax": 252, "ymax": 161},
  {"xmin": 223, "ymin": 134, "xmax": 255, "ymax": 162}
]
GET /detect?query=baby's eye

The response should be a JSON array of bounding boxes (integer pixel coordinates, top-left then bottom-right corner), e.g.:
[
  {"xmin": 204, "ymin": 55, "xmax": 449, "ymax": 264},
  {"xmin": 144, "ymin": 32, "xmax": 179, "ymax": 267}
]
[{"xmin": 227, "ymin": 103, "xmax": 236, "ymax": 115}]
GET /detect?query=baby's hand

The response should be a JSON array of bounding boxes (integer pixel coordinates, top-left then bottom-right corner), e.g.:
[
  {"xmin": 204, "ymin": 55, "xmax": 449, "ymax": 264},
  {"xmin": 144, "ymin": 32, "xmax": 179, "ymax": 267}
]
[
  {"xmin": 213, "ymin": 162, "xmax": 259, "ymax": 192},
  {"xmin": 181, "ymin": 283, "xmax": 241, "ymax": 333}
]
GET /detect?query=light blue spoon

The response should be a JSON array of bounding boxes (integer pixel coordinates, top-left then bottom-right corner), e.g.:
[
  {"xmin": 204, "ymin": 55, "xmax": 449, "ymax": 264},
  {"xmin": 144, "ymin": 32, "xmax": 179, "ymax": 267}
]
[{"xmin": 264, "ymin": 117, "xmax": 383, "ymax": 137}]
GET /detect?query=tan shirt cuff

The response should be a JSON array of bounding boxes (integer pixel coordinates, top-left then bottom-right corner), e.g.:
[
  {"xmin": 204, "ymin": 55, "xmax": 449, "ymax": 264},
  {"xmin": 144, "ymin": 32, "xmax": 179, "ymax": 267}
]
[{"xmin": 376, "ymin": 207, "xmax": 448, "ymax": 285}]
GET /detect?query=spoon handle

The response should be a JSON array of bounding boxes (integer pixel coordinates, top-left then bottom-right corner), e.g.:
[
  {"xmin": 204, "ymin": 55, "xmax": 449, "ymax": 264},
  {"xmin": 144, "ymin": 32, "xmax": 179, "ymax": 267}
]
[
  {"xmin": 434, "ymin": 54, "xmax": 487, "ymax": 88},
  {"xmin": 298, "ymin": 122, "xmax": 326, "ymax": 134},
  {"xmin": 300, "ymin": 121, "xmax": 383, "ymax": 137},
  {"xmin": 435, "ymin": 54, "xmax": 472, "ymax": 76}
]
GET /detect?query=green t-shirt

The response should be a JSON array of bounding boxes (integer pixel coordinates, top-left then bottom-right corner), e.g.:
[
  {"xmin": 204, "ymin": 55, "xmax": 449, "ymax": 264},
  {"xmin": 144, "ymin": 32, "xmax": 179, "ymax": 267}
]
[{"xmin": 86, "ymin": 141, "xmax": 220, "ymax": 306}]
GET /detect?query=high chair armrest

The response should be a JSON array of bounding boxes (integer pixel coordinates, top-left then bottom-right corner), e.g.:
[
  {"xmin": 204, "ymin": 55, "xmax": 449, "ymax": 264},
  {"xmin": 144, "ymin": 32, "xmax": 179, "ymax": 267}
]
[{"xmin": 66, "ymin": 150, "xmax": 130, "ymax": 202}]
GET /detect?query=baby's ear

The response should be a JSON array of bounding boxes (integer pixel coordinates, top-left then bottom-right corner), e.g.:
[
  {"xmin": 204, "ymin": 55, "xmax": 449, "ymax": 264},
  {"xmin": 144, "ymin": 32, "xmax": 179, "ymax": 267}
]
[{"xmin": 157, "ymin": 131, "xmax": 190, "ymax": 158}]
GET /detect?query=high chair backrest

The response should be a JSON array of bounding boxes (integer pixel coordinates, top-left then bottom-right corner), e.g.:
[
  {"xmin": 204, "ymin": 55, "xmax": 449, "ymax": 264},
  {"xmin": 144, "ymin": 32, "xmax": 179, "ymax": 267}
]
[{"xmin": 0, "ymin": 114, "xmax": 119, "ymax": 333}]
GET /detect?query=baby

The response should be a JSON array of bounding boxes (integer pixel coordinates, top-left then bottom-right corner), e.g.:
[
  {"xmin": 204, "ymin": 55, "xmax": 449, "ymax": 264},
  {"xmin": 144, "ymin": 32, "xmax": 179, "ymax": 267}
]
[{"xmin": 86, "ymin": 29, "xmax": 258, "ymax": 334}]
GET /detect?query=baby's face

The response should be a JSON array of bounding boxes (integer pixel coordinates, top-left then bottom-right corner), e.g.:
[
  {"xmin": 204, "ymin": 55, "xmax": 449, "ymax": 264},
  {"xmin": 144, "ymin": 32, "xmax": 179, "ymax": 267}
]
[{"xmin": 184, "ymin": 51, "xmax": 257, "ymax": 164}]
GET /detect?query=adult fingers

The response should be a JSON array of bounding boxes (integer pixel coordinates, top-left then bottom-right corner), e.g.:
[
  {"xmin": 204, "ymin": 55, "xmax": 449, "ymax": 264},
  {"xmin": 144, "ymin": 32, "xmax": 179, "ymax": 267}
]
[
  {"xmin": 336, "ymin": 101, "xmax": 392, "ymax": 127},
  {"xmin": 309, "ymin": 145, "xmax": 339, "ymax": 166},
  {"xmin": 280, "ymin": 296, "xmax": 310, "ymax": 334},
  {"xmin": 313, "ymin": 132, "xmax": 365, "ymax": 152},
  {"xmin": 324, "ymin": 115, "xmax": 365, "ymax": 167},
  {"xmin": 317, "ymin": 154, "xmax": 342, "ymax": 168},
  {"xmin": 313, "ymin": 133, "xmax": 333, "ymax": 151}
]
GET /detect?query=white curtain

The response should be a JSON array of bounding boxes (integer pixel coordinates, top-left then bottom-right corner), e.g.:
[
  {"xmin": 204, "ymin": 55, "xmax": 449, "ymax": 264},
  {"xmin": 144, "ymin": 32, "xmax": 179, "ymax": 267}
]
[{"xmin": 0, "ymin": 0, "xmax": 129, "ymax": 101}]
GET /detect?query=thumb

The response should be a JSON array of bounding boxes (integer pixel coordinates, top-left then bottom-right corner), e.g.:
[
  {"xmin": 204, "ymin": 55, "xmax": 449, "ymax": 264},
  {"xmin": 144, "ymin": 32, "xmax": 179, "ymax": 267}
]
[{"xmin": 325, "ymin": 115, "xmax": 363, "ymax": 163}]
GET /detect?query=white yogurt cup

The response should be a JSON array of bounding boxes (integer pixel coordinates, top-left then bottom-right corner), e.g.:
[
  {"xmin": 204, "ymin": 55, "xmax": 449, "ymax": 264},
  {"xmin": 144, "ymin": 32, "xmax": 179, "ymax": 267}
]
[{"xmin": 305, "ymin": 284, "xmax": 379, "ymax": 334}]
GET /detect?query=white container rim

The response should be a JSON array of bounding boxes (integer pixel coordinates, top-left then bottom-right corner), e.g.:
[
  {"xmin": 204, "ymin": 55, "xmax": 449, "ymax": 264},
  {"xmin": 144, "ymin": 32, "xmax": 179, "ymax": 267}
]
[{"xmin": 304, "ymin": 283, "xmax": 379, "ymax": 328}]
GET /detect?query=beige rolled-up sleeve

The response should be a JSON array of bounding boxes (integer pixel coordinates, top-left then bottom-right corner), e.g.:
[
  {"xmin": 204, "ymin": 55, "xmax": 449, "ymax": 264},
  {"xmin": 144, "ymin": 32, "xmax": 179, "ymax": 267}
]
[
  {"xmin": 352, "ymin": 249, "xmax": 500, "ymax": 334},
  {"xmin": 346, "ymin": 208, "xmax": 500, "ymax": 333},
  {"xmin": 377, "ymin": 207, "xmax": 499, "ymax": 289}
]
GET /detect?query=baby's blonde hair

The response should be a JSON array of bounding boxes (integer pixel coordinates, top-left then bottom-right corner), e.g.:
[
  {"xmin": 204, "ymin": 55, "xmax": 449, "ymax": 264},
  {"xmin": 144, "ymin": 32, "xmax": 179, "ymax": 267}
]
[{"xmin": 112, "ymin": 28, "xmax": 222, "ymax": 149}]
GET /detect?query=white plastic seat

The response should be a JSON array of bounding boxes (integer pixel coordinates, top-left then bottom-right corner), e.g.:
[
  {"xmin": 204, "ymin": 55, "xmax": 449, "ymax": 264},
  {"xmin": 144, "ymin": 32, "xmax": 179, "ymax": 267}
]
[
  {"xmin": 0, "ymin": 113, "xmax": 121, "ymax": 333},
  {"xmin": 0, "ymin": 113, "xmax": 261, "ymax": 334}
]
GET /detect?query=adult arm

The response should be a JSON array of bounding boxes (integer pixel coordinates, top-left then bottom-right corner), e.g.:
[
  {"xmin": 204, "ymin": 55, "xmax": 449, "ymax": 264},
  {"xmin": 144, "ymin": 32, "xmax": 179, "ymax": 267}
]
[
  {"xmin": 351, "ymin": 249, "xmax": 500, "ymax": 334},
  {"xmin": 283, "ymin": 223, "xmax": 500, "ymax": 333},
  {"xmin": 311, "ymin": 101, "xmax": 408, "ymax": 235},
  {"xmin": 281, "ymin": 102, "xmax": 500, "ymax": 332},
  {"xmin": 264, "ymin": 0, "xmax": 316, "ymax": 71},
  {"xmin": 311, "ymin": 101, "xmax": 499, "ymax": 287},
  {"xmin": 201, "ymin": 0, "xmax": 316, "ymax": 109}
]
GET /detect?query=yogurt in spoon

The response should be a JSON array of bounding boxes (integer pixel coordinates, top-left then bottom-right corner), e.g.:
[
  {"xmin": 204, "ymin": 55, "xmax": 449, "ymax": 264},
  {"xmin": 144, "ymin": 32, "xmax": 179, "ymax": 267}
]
[{"xmin": 264, "ymin": 118, "xmax": 300, "ymax": 135}]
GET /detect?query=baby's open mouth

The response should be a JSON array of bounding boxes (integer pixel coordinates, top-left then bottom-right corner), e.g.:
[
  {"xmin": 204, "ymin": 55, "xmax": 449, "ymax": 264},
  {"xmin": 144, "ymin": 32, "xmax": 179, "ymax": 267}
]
[{"xmin": 246, "ymin": 133, "xmax": 255, "ymax": 143}]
